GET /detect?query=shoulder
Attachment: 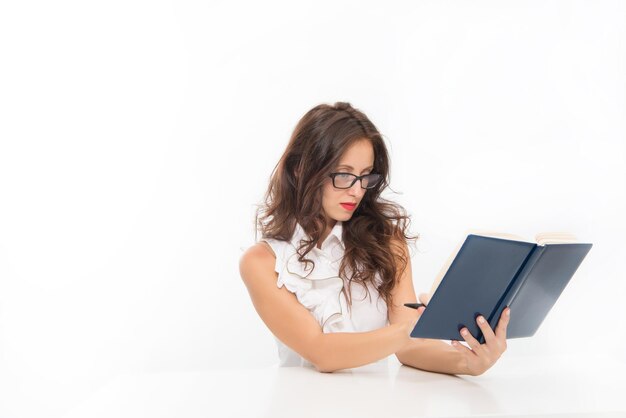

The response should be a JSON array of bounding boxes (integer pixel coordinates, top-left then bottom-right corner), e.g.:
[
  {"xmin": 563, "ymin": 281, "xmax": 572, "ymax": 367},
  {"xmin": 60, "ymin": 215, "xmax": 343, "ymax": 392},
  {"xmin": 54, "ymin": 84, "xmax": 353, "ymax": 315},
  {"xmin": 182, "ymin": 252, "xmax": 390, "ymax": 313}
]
[
  {"xmin": 389, "ymin": 235, "xmax": 410, "ymax": 258},
  {"xmin": 239, "ymin": 242, "xmax": 277, "ymax": 286},
  {"xmin": 239, "ymin": 241, "xmax": 276, "ymax": 270}
]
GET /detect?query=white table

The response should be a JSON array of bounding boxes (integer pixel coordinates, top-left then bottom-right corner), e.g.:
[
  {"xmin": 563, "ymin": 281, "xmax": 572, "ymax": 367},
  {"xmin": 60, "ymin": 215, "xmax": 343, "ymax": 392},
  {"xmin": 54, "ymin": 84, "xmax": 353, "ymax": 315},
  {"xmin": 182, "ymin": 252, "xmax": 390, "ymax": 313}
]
[{"xmin": 64, "ymin": 355, "xmax": 626, "ymax": 418}]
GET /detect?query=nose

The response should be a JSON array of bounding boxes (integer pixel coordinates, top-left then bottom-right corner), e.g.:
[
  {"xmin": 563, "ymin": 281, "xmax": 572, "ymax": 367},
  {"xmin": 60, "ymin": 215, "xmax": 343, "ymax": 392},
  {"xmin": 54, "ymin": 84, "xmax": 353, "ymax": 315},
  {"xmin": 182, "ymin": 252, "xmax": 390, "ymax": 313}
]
[{"xmin": 347, "ymin": 180, "xmax": 365, "ymax": 199}]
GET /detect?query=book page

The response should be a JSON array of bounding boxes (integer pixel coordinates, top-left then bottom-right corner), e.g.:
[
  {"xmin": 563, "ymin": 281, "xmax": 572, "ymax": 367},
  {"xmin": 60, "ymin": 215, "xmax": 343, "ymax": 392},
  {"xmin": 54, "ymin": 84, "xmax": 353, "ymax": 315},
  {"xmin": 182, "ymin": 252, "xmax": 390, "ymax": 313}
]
[{"xmin": 535, "ymin": 232, "xmax": 577, "ymax": 245}]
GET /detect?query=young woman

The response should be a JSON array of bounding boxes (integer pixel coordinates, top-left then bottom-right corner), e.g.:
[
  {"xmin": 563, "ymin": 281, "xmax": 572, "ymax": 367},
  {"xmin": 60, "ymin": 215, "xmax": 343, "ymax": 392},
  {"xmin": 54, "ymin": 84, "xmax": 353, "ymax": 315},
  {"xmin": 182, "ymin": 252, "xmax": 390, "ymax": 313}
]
[{"xmin": 239, "ymin": 102, "xmax": 510, "ymax": 374}]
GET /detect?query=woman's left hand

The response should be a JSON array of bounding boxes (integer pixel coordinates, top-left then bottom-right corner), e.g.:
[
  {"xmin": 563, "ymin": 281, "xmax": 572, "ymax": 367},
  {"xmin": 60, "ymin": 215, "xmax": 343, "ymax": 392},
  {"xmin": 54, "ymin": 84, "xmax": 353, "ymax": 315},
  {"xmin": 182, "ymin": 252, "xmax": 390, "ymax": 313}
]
[{"xmin": 451, "ymin": 307, "xmax": 510, "ymax": 376}]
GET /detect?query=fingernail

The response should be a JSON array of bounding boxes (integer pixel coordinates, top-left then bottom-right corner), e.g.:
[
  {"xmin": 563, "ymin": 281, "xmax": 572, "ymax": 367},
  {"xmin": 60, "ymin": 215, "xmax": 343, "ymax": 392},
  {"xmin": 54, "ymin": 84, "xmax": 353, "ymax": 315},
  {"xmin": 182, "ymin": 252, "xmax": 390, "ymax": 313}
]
[
  {"xmin": 506, "ymin": 309, "xmax": 510, "ymax": 316},
  {"xmin": 478, "ymin": 316, "xmax": 485, "ymax": 324},
  {"xmin": 461, "ymin": 329, "xmax": 468, "ymax": 336}
]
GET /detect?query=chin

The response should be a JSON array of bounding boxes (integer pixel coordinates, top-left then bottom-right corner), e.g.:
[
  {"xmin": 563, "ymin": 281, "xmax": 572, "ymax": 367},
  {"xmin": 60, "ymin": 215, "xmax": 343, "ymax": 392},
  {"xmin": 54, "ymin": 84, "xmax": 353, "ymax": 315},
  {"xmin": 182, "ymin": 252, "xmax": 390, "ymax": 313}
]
[{"xmin": 335, "ymin": 213, "xmax": 353, "ymax": 221}]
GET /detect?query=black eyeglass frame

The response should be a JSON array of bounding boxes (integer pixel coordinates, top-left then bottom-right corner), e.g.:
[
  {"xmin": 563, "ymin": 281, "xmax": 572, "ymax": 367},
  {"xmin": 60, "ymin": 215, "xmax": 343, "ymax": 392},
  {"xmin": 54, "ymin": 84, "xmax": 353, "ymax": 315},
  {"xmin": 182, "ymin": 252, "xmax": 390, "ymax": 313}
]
[{"xmin": 328, "ymin": 172, "xmax": 383, "ymax": 190}]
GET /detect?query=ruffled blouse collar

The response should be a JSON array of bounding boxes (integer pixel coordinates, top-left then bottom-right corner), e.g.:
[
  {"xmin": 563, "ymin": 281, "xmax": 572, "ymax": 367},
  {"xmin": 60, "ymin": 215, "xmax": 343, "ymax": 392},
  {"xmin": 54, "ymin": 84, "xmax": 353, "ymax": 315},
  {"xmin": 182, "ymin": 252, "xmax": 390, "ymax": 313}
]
[
  {"xmin": 285, "ymin": 221, "xmax": 345, "ymax": 280},
  {"xmin": 290, "ymin": 221, "xmax": 345, "ymax": 252}
]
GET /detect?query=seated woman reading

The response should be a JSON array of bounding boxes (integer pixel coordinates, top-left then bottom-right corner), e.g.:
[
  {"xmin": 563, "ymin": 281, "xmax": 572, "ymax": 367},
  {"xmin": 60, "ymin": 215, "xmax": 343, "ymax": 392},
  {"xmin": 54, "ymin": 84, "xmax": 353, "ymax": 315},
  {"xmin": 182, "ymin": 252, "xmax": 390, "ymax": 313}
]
[{"xmin": 239, "ymin": 102, "xmax": 510, "ymax": 374}]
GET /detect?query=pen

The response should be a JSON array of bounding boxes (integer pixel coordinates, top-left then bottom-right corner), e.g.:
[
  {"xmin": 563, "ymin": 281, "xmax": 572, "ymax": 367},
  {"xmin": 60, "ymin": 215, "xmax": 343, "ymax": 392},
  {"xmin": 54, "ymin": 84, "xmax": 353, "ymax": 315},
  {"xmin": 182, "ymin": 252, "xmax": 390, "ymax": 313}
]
[{"xmin": 404, "ymin": 303, "xmax": 426, "ymax": 309}]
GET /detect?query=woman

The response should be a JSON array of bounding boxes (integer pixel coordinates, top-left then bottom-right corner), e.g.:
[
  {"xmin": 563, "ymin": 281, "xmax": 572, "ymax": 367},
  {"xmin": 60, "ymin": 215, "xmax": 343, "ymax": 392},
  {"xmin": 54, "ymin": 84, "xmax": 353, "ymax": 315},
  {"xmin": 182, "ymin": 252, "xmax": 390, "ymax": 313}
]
[{"xmin": 239, "ymin": 102, "xmax": 510, "ymax": 374}]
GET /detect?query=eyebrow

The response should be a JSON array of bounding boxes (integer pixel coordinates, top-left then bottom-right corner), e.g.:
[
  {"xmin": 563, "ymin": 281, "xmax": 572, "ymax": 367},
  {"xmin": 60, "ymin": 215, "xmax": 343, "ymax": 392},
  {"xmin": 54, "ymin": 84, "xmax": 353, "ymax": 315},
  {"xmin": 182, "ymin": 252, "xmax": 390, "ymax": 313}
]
[{"xmin": 336, "ymin": 164, "xmax": 374, "ymax": 173}]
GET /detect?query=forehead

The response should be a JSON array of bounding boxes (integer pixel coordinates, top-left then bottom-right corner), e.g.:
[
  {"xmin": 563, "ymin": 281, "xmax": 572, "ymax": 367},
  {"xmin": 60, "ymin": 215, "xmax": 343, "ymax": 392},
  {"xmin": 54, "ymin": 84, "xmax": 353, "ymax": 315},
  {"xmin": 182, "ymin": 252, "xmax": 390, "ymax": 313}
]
[{"xmin": 337, "ymin": 139, "xmax": 374, "ymax": 167}]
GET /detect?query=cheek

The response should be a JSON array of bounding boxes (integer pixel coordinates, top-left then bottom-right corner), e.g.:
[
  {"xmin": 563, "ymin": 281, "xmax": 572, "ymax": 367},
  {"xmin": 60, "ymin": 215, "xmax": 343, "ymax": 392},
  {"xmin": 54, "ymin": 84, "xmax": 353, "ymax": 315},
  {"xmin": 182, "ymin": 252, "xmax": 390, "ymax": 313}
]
[{"xmin": 322, "ymin": 182, "xmax": 340, "ymax": 206}]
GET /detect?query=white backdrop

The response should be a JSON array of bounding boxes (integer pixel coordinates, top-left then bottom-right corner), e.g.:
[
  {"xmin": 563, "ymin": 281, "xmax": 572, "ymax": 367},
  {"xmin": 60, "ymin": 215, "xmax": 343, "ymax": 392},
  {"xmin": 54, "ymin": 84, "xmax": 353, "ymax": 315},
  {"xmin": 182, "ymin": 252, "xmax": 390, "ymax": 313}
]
[{"xmin": 1, "ymin": 1, "xmax": 625, "ymax": 417}]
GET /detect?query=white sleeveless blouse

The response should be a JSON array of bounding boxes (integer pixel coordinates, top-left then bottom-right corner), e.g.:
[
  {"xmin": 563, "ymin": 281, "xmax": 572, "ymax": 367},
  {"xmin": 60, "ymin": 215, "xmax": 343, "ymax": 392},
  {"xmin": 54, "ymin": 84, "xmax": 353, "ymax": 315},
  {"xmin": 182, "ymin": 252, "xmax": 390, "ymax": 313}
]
[{"xmin": 260, "ymin": 221, "xmax": 389, "ymax": 367}]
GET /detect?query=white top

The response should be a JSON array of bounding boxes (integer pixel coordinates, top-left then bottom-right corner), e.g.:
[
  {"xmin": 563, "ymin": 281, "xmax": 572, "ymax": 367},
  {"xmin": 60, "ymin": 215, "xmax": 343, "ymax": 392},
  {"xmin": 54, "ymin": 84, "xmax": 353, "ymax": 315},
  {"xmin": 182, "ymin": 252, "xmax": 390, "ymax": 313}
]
[{"xmin": 260, "ymin": 221, "xmax": 389, "ymax": 366}]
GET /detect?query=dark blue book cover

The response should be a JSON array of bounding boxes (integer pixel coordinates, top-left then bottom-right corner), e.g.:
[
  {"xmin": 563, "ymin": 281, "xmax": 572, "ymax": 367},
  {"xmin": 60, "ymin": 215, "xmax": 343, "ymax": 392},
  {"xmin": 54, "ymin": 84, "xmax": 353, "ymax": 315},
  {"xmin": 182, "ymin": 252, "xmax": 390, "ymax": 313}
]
[{"xmin": 410, "ymin": 234, "xmax": 592, "ymax": 343}]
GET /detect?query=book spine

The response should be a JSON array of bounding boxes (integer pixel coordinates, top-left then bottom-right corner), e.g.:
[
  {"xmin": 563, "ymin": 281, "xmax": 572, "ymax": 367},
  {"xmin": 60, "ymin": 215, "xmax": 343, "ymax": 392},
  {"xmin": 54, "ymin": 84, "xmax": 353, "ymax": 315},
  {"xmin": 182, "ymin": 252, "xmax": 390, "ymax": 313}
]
[{"xmin": 489, "ymin": 244, "xmax": 546, "ymax": 325}]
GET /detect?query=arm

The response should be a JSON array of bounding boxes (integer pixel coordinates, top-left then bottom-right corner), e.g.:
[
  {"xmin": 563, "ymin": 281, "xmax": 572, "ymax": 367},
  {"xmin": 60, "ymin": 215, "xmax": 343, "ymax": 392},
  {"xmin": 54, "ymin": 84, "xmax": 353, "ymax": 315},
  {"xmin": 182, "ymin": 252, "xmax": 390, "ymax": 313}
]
[
  {"xmin": 239, "ymin": 243, "xmax": 415, "ymax": 373},
  {"xmin": 389, "ymin": 239, "xmax": 510, "ymax": 376},
  {"xmin": 387, "ymin": 240, "xmax": 469, "ymax": 375}
]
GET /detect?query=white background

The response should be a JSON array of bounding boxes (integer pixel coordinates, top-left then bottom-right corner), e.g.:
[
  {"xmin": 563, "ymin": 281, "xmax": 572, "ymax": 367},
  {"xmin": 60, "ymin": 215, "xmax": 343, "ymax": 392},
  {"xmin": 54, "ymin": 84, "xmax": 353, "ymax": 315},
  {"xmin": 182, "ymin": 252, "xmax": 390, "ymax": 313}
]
[{"xmin": 1, "ymin": 1, "xmax": 624, "ymax": 417}]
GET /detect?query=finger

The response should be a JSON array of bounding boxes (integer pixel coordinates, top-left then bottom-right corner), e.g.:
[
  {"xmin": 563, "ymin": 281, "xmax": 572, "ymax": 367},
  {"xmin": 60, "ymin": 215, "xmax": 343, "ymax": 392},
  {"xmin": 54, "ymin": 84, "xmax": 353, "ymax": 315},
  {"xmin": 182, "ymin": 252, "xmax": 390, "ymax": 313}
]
[
  {"xmin": 417, "ymin": 306, "xmax": 426, "ymax": 316},
  {"xmin": 459, "ymin": 327, "xmax": 483, "ymax": 353},
  {"xmin": 495, "ymin": 307, "xmax": 510, "ymax": 340},
  {"xmin": 450, "ymin": 339, "xmax": 474, "ymax": 355},
  {"xmin": 476, "ymin": 314, "xmax": 496, "ymax": 345}
]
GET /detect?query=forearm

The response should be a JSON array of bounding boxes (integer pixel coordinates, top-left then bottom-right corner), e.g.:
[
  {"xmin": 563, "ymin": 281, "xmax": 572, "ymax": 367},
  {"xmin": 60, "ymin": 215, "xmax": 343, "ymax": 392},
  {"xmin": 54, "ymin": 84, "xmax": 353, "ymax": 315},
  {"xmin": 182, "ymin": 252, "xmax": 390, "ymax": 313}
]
[
  {"xmin": 396, "ymin": 338, "xmax": 469, "ymax": 375},
  {"xmin": 313, "ymin": 323, "xmax": 410, "ymax": 372}
]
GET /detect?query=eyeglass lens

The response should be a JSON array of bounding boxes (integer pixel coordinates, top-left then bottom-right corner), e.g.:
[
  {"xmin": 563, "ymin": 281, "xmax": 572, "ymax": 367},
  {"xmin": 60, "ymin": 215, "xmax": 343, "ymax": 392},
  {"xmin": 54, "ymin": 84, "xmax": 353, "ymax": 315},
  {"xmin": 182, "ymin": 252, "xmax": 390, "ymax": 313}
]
[{"xmin": 333, "ymin": 173, "xmax": 381, "ymax": 189}]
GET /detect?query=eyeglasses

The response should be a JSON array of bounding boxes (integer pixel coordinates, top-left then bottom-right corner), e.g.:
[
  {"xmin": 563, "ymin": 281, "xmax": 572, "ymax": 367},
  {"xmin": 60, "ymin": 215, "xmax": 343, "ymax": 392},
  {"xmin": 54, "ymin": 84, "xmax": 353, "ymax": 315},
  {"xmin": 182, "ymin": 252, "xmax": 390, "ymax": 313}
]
[{"xmin": 328, "ymin": 172, "xmax": 383, "ymax": 189}]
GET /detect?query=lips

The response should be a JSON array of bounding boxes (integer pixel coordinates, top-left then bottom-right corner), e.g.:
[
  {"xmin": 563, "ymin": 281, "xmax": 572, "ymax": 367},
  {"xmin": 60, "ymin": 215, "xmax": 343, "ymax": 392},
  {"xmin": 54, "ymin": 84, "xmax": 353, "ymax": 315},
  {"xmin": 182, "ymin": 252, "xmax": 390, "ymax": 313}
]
[{"xmin": 340, "ymin": 202, "xmax": 357, "ymax": 211}]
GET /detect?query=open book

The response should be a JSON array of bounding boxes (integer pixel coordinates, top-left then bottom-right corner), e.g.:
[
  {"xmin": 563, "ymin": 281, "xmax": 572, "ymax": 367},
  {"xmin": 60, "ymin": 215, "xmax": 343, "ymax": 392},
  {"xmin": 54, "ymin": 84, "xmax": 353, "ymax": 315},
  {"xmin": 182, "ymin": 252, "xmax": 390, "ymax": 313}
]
[{"xmin": 411, "ymin": 230, "xmax": 592, "ymax": 343}]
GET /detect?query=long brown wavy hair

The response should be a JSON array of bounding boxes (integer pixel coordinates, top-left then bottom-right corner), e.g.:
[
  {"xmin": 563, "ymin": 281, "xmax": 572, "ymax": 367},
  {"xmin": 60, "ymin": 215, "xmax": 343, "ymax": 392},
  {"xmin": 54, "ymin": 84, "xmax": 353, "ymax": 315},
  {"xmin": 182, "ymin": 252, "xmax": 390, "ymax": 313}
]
[{"xmin": 255, "ymin": 102, "xmax": 419, "ymax": 310}]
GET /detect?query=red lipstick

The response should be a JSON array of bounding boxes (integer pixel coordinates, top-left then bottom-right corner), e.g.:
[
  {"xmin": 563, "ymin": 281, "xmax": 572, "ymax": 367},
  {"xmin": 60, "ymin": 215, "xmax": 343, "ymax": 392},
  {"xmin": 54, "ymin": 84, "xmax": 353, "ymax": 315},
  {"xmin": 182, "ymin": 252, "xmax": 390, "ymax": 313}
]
[{"xmin": 340, "ymin": 203, "xmax": 356, "ymax": 211}]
